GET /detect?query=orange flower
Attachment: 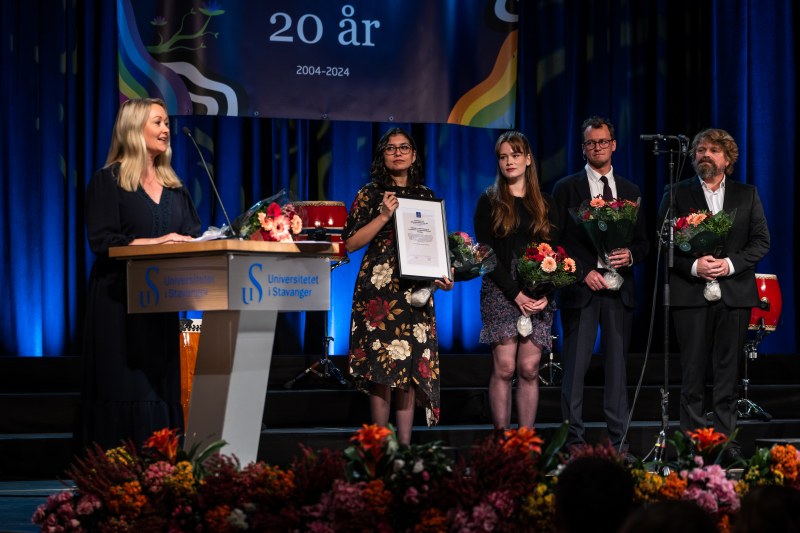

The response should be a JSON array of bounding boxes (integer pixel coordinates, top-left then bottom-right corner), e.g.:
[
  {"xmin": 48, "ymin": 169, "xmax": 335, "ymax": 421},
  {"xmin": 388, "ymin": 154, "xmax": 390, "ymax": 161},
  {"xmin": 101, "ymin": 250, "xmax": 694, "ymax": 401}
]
[
  {"xmin": 362, "ymin": 479, "xmax": 393, "ymax": 516},
  {"xmin": 107, "ymin": 481, "xmax": 147, "ymax": 520},
  {"xmin": 563, "ymin": 257, "xmax": 577, "ymax": 273},
  {"xmin": 685, "ymin": 212, "xmax": 708, "ymax": 226},
  {"xmin": 590, "ymin": 197, "xmax": 606, "ymax": 208},
  {"xmin": 537, "ymin": 242, "xmax": 554, "ymax": 255},
  {"xmin": 659, "ymin": 471, "xmax": 687, "ymax": 500},
  {"xmin": 415, "ymin": 508, "xmax": 448, "ymax": 532},
  {"xmin": 688, "ymin": 428, "xmax": 727, "ymax": 453},
  {"xmin": 205, "ymin": 504, "xmax": 235, "ymax": 533},
  {"xmin": 351, "ymin": 424, "xmax": 393, "ymax": 457},
  {"xmin": 144, "ymin": 428, "xmax": 179, "ymax": 463},
  {"xmin": 502, "ymin": 427, "xmax": 543, "ymax": 456},
  {"xmin": 770, "ymin": 444, "xmax": 799, "ymax": 484}
]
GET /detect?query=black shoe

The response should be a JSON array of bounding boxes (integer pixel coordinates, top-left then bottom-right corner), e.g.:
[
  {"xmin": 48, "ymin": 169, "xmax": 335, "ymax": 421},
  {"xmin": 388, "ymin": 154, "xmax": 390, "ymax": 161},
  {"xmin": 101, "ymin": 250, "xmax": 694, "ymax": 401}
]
[{"xmin": 721, "ymin": 447, "xmax": 746, "ymax": 468}]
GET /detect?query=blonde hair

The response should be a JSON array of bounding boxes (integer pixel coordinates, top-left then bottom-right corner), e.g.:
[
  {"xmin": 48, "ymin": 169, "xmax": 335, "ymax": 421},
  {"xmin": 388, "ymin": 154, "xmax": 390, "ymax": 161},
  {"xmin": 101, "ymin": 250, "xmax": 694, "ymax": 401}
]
[
  {"xmin": 104, "ymin": 98, "xmax": 182, "ymax": 192},
  {"xmin": 488, "ymin": 131, "xmax": 551, "ymax": 241}
]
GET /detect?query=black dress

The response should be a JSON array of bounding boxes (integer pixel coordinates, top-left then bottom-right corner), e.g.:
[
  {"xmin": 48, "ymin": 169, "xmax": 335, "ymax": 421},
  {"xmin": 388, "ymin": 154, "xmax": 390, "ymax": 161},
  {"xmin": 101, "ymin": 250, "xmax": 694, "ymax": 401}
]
[
  {"xmin": 342, "ymin": 182, "xmax": 441, "ymax": 425},
  {"xmin": 76, "ymin": 163, "xmax": 201, "ymax": 451}
]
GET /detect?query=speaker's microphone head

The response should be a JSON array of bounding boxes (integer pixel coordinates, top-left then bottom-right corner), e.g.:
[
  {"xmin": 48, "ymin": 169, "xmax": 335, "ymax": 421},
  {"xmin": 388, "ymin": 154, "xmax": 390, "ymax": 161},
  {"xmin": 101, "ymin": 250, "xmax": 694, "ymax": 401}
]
[{"xmin": 182, "ymin": 126, "xmax": 191, "ymax": 136}]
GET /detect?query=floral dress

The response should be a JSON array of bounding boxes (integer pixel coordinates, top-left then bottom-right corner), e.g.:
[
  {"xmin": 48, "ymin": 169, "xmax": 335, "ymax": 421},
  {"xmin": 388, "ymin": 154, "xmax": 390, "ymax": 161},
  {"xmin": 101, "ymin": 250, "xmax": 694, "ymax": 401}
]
[{"xmin": 342, "ymin": 181, "xmax": 441, "ymax": 425}]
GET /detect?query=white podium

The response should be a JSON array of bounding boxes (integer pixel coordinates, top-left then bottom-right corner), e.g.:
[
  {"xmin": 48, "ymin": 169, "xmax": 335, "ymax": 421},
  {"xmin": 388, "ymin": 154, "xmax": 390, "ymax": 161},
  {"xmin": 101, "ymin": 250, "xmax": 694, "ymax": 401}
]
[{"xmin": 110, "ymin": 240, "xmax": 338, "ymax": 464}]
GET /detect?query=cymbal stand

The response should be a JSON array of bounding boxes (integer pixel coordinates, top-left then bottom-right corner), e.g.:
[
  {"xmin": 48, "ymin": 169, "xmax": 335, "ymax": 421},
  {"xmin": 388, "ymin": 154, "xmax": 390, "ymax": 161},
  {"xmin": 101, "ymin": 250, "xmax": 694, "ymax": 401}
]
[
  {"xmin": 284, "ymin": 257, "xmax": 350, "ymax": 389},
  {"xmin": 737, "ymin": 318, "xmax": 772, "ymax": 421},
  {"xmin": 539, "ymin": 335, "xmax": 562, "ymax": 386}
]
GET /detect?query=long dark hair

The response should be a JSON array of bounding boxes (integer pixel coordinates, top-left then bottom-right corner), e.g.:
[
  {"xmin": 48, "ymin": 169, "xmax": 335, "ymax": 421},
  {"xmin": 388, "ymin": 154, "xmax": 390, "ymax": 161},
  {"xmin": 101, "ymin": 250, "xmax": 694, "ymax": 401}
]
[
  {"xmin": 488, "ymin": 131, "xmax": 551, "ymax": 241},
  {"xmin": 369, "ymin": 127, "xmax": 424, "ymax": 188}
]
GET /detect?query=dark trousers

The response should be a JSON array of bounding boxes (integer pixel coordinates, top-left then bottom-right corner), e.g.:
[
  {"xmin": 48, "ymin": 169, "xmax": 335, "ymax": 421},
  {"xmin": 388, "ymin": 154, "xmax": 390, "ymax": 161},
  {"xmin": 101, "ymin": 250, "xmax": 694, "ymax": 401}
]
[
  {"xmin": 560, "ymin": 292, "xmax": 631, "ymax": 448},
  {"xmin": 672, "ymin": 303, "xmax": 749, "ymax": 436}
]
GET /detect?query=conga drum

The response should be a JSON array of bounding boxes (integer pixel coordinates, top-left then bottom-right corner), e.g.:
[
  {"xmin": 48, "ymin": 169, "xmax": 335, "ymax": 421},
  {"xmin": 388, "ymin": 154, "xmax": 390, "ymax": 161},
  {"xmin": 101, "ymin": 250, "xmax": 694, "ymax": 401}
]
[
  {"xmin": 179, "ymin": 318, "xmax": 201, "ymax": 422},
  {"xmin": 294, "ymin": 201, "xmax": 349, "ymax": 265},
  {"xmin": 749, "ymin": 274, "xmax": 781, "ymax": 332}
]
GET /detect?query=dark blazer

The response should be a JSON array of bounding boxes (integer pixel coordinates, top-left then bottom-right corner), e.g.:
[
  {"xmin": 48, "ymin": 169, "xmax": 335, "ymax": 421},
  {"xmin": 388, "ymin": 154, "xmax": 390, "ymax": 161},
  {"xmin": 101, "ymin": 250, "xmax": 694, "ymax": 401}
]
[
  {"xmin": 552, "ymin": 170, "xmax": 650, "ymax": 309},
  {"xmin": 657, "ymin": 176, "xmax": 770, "ymax": 307}
]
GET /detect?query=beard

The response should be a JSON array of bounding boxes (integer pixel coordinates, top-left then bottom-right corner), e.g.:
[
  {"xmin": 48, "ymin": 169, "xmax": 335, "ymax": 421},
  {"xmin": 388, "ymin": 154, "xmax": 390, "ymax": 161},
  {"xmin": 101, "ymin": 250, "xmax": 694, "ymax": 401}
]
[{"xmin": 693, "ymin": 158, "xmax": 721, "ymax": 181}]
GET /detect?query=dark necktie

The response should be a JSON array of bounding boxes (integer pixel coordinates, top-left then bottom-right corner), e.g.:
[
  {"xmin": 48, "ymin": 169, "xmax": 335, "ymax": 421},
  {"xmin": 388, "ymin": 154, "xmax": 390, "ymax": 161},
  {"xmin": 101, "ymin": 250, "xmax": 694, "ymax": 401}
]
[{"xmin": 600, "ymin": 175, "xmax": 613, "ymax": 201}]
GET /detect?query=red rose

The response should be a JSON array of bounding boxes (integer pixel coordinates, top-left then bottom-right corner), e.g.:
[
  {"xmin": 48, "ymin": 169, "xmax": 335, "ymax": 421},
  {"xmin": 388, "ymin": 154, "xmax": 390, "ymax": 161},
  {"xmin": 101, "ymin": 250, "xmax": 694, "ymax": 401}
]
[{"xmin": 675, "ymin": 217, "xmax": 688, "ymax": 229}]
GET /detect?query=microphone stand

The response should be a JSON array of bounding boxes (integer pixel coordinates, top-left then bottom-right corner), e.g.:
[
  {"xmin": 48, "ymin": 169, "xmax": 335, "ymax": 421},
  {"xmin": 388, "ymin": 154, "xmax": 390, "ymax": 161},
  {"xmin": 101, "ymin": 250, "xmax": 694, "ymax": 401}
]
[
  {"xmin": 644, "ymin": 135, "xmax": 688, "ymax": 468},
  {"xmin": 182, "ymin": 126, "xmax": 235, "ymax": 236}
]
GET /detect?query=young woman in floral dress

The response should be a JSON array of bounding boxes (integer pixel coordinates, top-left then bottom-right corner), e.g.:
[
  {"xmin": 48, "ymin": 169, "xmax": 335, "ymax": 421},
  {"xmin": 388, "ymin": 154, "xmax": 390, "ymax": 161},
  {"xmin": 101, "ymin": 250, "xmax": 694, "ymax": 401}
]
[
  {"xmin": 473, "ymin": 131, "xmax": 558, "ymax": 429},
  {"xmin": 342, "ymin": 127, "xmax": 454, "ymax": 445}
]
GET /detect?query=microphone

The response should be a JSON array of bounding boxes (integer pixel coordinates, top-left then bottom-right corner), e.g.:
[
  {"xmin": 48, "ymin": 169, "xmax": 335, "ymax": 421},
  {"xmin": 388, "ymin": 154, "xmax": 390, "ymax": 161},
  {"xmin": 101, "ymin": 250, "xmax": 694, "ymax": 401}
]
[
  {"xmin": 640, "ymin": 134, "xmax": 687, "ymax": 141},
  {"xmin": 182, "ymin": 126, "xmax": 235, "ymax": 237}
]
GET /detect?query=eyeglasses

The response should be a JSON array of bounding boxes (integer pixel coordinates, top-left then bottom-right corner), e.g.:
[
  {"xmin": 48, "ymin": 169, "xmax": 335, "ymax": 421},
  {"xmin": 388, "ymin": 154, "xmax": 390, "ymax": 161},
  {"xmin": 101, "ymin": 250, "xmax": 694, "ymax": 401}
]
[
  {"xmin": 582, "ymin": 139, "xmax": 613, "ymax": 149},
  {"xmin": 384, "ymin": 144, "xmax": 413, "ymax": 155}
]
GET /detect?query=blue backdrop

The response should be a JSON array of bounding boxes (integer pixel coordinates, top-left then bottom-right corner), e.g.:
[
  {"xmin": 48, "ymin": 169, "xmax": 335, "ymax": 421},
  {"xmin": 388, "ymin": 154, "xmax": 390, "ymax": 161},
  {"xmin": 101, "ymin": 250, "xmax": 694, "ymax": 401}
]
[{"xmin": 1, "ymin": 1, "xmax": 796, "ymax": 357}]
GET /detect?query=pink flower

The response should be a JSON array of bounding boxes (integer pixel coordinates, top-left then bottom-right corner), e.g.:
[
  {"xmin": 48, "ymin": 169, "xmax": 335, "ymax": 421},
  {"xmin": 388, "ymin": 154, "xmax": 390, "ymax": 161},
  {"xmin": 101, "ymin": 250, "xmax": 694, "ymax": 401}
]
[
  {"xmin": 258, "ymin": 212, "xmax": 274, "ymax": 232},
  {"xmin": 270, "ymin": 215, "xmax": 292, "ymax": 241},
  {"xmin": 453, "ymin": 231, "xmax": 472, "ymax": 243},
  {"xmin": 541, "ymin": 256, "xmax": 557, "ymax": 273},
  {"xmin": 471, "ymin": 502, "xmax": 499, "ymax": 530},
  {"xmin": 75, "ymin": 493, "xmax": 101, "ymax": 515},
  {"xmin": 291, "ymin": 214, "xmax": 303, "ymax": 234},
  {"xmin": 403, "ymin": 486, "xmax": 420, "ymax": 504}
]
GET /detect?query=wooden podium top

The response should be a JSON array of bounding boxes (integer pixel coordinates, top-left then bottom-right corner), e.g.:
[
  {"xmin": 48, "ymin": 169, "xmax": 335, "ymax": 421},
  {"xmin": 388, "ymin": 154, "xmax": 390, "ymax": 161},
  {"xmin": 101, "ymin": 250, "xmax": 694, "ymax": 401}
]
[{"xmin": 109, "ymin": 239, "xmax": 342, "ymax": 260}]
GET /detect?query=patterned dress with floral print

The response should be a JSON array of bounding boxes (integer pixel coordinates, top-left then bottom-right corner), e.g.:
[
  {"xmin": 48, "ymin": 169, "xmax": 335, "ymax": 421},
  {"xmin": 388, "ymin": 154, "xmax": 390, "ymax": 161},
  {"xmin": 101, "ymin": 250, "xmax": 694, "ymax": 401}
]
[{"xmin": 342, "ymin": 181, "xmax": 441, "ymax": 425}]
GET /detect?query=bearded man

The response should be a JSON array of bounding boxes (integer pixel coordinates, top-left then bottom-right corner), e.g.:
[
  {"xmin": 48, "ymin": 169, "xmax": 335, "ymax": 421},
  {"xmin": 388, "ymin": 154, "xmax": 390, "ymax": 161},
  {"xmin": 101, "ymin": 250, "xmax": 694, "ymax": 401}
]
[{"xmin": 657, "ymin": 128, "xmax": 770, "ymax": 465}]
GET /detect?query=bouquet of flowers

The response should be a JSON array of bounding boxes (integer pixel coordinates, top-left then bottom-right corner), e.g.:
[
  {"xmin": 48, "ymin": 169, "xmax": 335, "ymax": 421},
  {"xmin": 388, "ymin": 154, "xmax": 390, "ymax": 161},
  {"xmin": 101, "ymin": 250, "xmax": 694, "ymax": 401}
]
[
  {"xmin": 672, "ymin": 208, "xmax": 736, "ymax": 301},
  {"xmin": 737, "ymin": 443, "xmax": 800, "ymax": 495},
  {"xmin": 570, "ymin": 196, "xmax": 640, "ymax": 290},
  {"xmin": 233, "ymin": 189, "xmax": 304, "ymax": 242},
  {"xmin": 515, "ymin": 242, "xmax": 576, "ymax": 335},
  {"xmin": 410, "ymin": 231, "xmax": 496, "ymax": 307},
  {"xmin": 448, "ymin": 231, "xmax": 497, "ymax": 282}
]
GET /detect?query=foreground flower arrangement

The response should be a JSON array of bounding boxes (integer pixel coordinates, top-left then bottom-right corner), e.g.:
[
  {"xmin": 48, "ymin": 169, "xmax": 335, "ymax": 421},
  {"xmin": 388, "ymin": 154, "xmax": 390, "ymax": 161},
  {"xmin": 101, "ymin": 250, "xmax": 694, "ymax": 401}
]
[{"xmin": 34, "ymin": 426, "xmax": 800, "ymax": 532}]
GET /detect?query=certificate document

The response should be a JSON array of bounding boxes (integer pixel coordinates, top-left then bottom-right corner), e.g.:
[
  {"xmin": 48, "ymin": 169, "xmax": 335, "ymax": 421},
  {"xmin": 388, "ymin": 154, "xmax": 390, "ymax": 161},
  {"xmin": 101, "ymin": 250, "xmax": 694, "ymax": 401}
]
[{"xmin": 394, "ymin": 196, "xmax": 451, "ymax": 280}]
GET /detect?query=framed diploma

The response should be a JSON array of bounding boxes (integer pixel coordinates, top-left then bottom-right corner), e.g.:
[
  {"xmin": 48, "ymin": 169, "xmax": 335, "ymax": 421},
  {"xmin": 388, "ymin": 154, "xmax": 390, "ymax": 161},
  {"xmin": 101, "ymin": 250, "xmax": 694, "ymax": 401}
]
[{"xmin": 394, "ymin": 196, "xmax": 451, "ymax": 280}]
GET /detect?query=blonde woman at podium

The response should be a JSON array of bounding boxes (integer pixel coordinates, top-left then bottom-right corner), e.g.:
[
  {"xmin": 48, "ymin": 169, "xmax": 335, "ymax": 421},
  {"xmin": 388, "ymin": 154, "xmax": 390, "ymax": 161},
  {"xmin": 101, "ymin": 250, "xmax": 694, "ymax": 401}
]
[
  {"xmin": 76, "ymin": 98, "xmax": 200, "ymax": 451},
  {"xmin": 343, "ymin": 128, "xmax": 454, "ymax": 445}
]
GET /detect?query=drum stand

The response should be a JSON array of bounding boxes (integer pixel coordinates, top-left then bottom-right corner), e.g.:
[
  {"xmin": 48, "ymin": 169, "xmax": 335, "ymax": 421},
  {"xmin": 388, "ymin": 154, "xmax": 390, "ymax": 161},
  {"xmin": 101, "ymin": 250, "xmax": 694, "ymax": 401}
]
[
  {"xmin": 737, "ymin": 318, "xmax": 772, "ymax": 421},
  {"xmin": 283, "ymin": 257, "xmax": 350, "ymax": 390}
]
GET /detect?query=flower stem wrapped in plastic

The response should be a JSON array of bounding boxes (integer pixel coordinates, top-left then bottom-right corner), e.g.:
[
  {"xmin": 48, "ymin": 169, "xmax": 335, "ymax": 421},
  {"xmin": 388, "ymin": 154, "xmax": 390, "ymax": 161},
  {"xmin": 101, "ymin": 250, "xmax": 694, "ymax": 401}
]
[
  {"xmin": 515, "ymin": 242, "xmax": 577, "ymax": 335},
  {"xmin": 673, "ymin": 208, "xmax": 736, "ymax": 301},
  {"xmin": 570, "ymin": 196, "xmax": 640, "ymax": 291},
  {"xmin": 409, "ymin": 231, "xmax": 497, "ymax": 307}
]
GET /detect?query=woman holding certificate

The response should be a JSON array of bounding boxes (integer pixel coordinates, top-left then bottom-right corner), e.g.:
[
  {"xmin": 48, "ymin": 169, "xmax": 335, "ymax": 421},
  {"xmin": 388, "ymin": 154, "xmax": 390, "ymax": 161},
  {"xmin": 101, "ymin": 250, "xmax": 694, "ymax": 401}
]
[
  {"xmin": 342, "ymin": 128, "xmax": 453, "ymax": 445},
  {"xmin": 473, "ymin": 131, "xmax": 558, "ymax": 429}
]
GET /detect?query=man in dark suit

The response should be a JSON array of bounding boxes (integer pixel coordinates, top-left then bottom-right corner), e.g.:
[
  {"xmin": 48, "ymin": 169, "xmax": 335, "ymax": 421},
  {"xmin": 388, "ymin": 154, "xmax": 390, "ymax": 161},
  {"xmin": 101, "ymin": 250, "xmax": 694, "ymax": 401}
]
[
  {"xmin": 552, "ymin": 116, "xmax": 649, "ymax": 450},
  {"xmin": 658, "ymin": 128, "xmax": 769, "ymax": 453}
]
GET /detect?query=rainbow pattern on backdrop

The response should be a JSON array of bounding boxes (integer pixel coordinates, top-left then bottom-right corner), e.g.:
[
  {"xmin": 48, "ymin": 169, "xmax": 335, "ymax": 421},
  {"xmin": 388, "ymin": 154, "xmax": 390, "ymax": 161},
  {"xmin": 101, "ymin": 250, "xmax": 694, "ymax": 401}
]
[
  {"xmin": 447, "ymin": 31, "xmax": 518, "ymax": 128},
  {"xmin": 116, "ymin": 0, "xmax": 193, "ymax": 112}
]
